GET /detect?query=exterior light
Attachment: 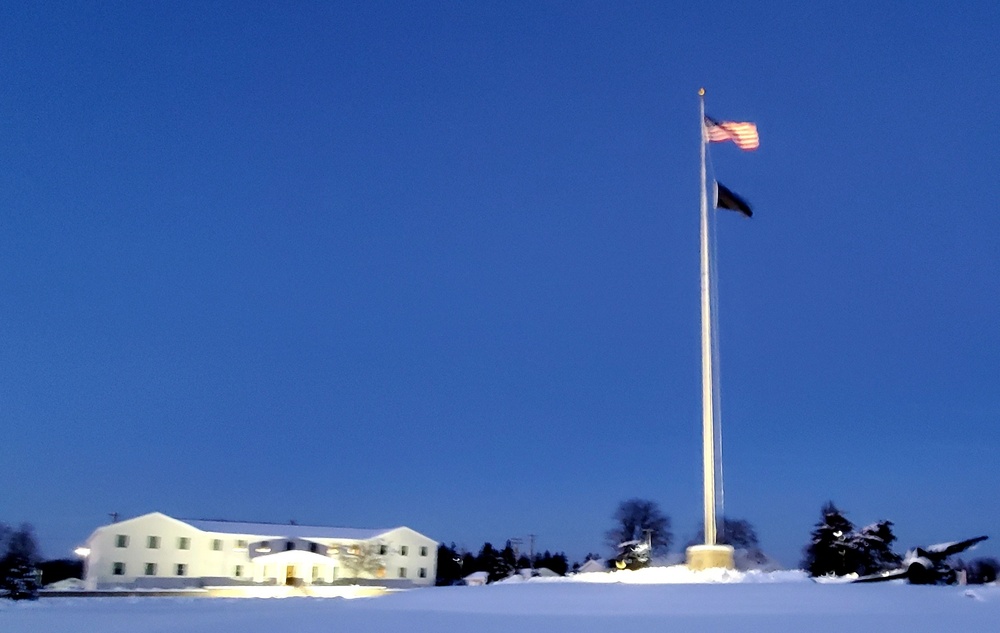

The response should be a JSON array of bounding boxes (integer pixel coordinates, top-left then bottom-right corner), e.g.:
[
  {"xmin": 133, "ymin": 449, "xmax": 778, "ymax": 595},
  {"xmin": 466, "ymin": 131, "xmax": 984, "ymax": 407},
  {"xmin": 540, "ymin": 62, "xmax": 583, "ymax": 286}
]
[{"xmin": 74, "ymin": 547, "xmax": 91, "ymax": 558}]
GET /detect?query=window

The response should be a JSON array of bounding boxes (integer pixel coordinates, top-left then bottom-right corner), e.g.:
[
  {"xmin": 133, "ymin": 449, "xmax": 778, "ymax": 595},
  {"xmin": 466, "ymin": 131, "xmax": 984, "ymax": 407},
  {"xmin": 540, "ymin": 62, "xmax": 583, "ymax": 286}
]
[
  {"xmin": 398, "ymin": 567, "xmax": 407, "ymax": 578},
  {"xmin": 312, "ymin": 566, "xmax": 320, "ymax": 581},
  {"xmin": 309, "ymin": 542, "xmax": 319, "ymax": 553},
  {"xmin": 285, "ymin": 541, "xmax": 296, "ymax": 551},
  {"xmin": 212, "ymin": 539, "xmax": 223, "ymax": 551},
  {"xmin": 419, "ymin": 567, "xmax": 427, "ymax": 579},
  {"xmin": 420, "ymin": 546, "xmax": 428, "ymax": 557},
  {"xmin": 112, "ymin": 562, "xmax": 125, "ymax": 575},
  {"xmin": 176, "ymin": 563, "xmax": 187, "ymax": 576},
  {"xmin": 235, "ymin": 539, "xmax": 248, "ymax": 550},
  {"xmin": 400, "ymin": 545, "xmax": 409, "ymax": 556},
  {"xmin": 178, "ymin": 537, "xmax": 190, "ymax": 550},
  {"xmin": 379, "ymin": 544, "xmax": 388, "ymax": 556},
  {"xmin": 147, "ymin": 536, "xmax": 160, "ymax": 549},
  {"xmin": 115, "ymin": 534, "xmax": 128, "ymax": 548},
  {"xmin": 332, "ymin": 566, "xmax": 338, "ymax": 579},
  {"xmin": 234, "ymin": 565, "xmax": 244, "ymax": 578},
  {"xmin": 144, "ymin": 563, "xmax": 157, "ymax": 576}
]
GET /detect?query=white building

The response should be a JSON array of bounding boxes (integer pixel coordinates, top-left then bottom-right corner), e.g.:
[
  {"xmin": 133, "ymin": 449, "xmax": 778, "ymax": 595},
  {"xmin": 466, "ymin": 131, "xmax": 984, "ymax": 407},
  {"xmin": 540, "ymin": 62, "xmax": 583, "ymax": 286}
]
[{"xmin": 80, "ymin": 512, "xmax": 438, "ymax": 590}]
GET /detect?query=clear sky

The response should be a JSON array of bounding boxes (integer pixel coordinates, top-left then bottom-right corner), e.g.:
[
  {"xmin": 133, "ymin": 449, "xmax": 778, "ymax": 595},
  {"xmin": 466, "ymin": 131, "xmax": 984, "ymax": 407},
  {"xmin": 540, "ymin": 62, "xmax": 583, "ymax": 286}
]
[{"xmin": 2, "ymin": 1, "xmax": 998, "ymax": 568}]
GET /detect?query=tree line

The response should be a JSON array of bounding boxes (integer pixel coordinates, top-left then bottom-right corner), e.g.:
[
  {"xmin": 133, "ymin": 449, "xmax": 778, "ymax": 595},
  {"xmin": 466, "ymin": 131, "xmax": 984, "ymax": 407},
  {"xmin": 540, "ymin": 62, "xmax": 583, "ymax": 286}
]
[{"xmin": 435, "ymin": 541, "xmax": 570, "ymax": 585}]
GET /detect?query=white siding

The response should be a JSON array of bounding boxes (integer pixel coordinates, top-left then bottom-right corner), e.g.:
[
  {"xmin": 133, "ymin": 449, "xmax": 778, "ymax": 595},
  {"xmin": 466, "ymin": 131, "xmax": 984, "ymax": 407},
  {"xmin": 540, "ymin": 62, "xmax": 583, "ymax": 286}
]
[{"xmin": 82, "ymin": 512, "xmax": 438, "ymax": 589}]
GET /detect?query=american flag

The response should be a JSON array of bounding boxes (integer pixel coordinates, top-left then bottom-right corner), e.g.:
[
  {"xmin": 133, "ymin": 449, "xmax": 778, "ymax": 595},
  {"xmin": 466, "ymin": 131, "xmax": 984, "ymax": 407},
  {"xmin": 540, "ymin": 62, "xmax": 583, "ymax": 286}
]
[{"xmin": 704, "ymin": 116, "xmax": 759, "ymax": 151}]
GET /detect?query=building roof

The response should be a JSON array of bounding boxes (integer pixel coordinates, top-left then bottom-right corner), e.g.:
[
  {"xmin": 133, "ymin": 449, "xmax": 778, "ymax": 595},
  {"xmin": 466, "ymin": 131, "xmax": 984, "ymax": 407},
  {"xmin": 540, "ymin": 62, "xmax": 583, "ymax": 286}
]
[
  {"xmin": 577, "ymin": 559, "xmax": 608, "ymax": 573},
  {"xmin": 180, "ymin": 518, "xmax": 397, "ymax": 541}
]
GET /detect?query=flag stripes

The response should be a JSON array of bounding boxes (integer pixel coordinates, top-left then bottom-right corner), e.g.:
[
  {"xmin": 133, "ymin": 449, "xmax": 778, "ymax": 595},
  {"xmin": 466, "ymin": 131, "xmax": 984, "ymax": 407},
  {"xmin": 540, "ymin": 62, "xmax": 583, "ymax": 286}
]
[{"xmin": 704, "ymin": 116, "xmax": 759, "ymax": 151}]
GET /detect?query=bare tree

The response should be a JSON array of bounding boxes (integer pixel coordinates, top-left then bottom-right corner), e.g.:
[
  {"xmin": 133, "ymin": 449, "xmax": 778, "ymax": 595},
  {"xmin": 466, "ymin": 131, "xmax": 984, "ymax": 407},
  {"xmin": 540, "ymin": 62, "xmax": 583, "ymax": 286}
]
[
  {"xmin": 1, "ymin": 523, "xmax": 40, "ymax": 601},
  {"xmin": 605, "ymin": 499, "xmax": 672, "ymax": 555},
  {"xmin": 337, "ymin": 540, "xmax": 387, "ymax": 580}
]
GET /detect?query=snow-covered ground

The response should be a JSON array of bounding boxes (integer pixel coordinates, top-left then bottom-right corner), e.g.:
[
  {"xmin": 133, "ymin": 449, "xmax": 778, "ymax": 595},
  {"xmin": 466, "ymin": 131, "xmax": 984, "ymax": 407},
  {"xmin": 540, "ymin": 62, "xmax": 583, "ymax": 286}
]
[{"xmin": 4, "ymin": 569, "xmax": 999, "ymax": 633}]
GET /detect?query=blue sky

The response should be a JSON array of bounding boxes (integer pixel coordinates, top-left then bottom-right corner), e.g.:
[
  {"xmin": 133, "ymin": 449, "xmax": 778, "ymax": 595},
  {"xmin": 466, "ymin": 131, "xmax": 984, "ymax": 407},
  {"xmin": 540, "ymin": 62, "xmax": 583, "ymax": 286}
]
[{"xmin": 2, "ymin": 1, "xmax": 998, "ymax": 567}]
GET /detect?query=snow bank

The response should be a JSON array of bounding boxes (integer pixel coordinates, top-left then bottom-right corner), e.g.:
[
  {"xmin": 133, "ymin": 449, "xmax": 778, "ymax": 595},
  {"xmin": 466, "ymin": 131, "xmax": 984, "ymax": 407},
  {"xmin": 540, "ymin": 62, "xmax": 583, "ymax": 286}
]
[
  {"xmin": 562, "ymin": 565, "xmax": 811, "ymax": 584},
  {"xmin": 3, "ymin": 581, "xmax": 999, "ymax": 633}
]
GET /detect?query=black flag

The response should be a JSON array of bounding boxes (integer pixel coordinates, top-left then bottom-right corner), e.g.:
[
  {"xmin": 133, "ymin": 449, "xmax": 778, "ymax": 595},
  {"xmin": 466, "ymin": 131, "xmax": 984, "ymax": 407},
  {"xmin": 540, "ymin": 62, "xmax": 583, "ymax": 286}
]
[{"xmin": 715, "ymin": 181, "xmax": 753, "ymax": 218}]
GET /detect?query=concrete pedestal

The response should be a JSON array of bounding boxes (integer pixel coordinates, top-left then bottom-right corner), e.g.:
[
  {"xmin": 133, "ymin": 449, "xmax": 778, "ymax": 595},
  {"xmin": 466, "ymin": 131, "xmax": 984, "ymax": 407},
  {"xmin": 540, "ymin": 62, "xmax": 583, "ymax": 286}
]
[{"xmin": 685, "ymin": 544, "xmax": 735, "ymax": 571}]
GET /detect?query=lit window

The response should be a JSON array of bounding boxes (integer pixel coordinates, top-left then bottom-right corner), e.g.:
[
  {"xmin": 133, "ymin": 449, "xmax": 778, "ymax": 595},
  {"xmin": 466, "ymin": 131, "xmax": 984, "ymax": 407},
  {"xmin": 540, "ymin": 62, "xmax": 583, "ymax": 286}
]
[
  {"xmin": 419, "ymin": 567, "xmax": 427, "ymax": 578},
  {"xmin": 234, "ymin": 565, "xmax": 244, "ymax": 578},
  {"xmin": 398, "ymin": 567, "xmax": 407, "ymax": 578},
  {"xmin": 147, "ymin": 536, "xmax": 160, "ymax": 549},
  {"xmin": 178, "ymin": 537, "xmax": 190, "ymax": 550},
  {"xmin": 115, "ymin": 535, "xmax": 128, "ymax": 548},
  {"xmin": 420, "ymin": 546, "xmax": 428, "ymax": 557},
  {"xmin": 144, "ymin": 563, "xmax": 157, "ymax": 576},
  {"xmin": 112, "ymin": 562, "xmax": 125, "ymax": 575},
  {"xmin": 400, "ymin": 545, "xmax": 409, "ymax": 556},
  {"xmin": 212, "ymin": 539, "xmax": 223, "ymax": 551},
  {"xmin": 176, "ymin": 563, "xmax": 187, "ymax": 576}
]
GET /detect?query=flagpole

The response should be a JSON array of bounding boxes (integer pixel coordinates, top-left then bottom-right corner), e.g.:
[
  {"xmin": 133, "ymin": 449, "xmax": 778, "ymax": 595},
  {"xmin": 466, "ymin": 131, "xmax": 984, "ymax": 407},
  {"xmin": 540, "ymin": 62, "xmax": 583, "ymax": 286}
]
[
  {"xmin": 698, "ymin": 87, "xmax": 717, "ymax": 548},
  {"xmin": 687, "ymin": 89, "xmax": 735, "ymax": 570}
]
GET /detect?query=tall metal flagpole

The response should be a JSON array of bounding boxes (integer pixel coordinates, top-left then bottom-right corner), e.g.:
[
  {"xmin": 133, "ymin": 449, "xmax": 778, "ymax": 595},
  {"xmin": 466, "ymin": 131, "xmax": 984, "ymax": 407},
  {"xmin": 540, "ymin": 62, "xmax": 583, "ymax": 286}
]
[{"xmin": 697, "ymin": 87, "xmax": 717, "ymax": 548}]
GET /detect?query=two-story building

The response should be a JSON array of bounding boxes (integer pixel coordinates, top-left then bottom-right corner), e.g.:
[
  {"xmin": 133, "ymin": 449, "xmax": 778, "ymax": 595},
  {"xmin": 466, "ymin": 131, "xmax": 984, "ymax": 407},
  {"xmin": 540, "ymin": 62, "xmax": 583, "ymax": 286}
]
[{"xmin": 79, "ymin": 512, "xmax": 438, "ymax": 590}]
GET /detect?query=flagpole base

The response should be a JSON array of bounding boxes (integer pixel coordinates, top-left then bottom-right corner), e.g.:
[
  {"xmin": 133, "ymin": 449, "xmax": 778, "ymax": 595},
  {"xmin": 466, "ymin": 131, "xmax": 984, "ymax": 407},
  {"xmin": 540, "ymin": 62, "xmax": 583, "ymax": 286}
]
[{"xmin": 686, "ymin": 545, "xmax": 735, "ymax": 571}]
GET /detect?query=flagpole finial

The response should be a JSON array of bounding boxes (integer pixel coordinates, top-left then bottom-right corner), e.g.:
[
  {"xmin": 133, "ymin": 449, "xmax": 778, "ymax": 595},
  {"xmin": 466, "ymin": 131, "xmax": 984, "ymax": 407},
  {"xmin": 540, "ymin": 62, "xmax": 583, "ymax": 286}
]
[{"xmin": 698, "ymin": 87, "xmax": 705, "ymax": 96}]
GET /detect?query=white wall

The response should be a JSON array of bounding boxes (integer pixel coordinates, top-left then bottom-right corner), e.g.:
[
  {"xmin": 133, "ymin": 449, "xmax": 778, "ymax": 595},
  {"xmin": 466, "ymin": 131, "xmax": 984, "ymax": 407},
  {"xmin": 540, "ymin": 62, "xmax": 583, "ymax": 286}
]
[
  {"xmin": 377, "ymin": 527, "xmax": 438, "ymax": 586},
  {"xmin": 83, "ymin": 513, "xmax": 439, "ymax": 589}
]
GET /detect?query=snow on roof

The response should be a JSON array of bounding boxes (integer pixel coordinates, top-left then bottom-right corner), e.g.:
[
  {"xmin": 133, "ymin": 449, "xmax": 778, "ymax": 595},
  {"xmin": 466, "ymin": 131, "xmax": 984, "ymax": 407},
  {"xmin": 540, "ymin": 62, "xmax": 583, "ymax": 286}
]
[
  {"xmin": 180, "ymin": 519, "xmax": 396, "ymax": 541},
  {"xmin": 577, "ymin": 559, "xmax": 607, "ymax": 574}
]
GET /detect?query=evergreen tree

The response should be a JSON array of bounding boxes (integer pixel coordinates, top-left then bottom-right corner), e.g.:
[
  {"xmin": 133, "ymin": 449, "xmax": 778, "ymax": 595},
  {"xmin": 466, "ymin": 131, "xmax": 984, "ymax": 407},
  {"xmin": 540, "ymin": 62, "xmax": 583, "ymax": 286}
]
[
  {"xmin": 475, "ymin": 542, "xmax": 514, "ymax": 583},
  {"xmin": 475, "ymin": 542, "xmax": 497, "ymax": 575},
  {"xmin": 854, "ymin": 521, "xmax": 902, "ymax": 575},
  {"xmin": 802, "ymin": 502, "xmax": 858, "ymax": 577},
  {"xmin": 530, "ymin": 550, "xmax": 570, "ymax": 576},
  {"xmin": 1, "ymin": 524, "xmax": 40, "ymax": 601},
  {"xmin": 547, "ymin": 552, "xmax": 569, "ymax": 576},
  {"xmin": 461, "ymin": 551, "xmax": 477, "ymax": 576},
  {"xmin": 496, "ymin": 541, "xmax": 517, "ymax": 581},
  {"xmin": 37, "ymin": 559, "xmax": 84, "ymax": 586},
  {"xmin": 435, "ymin": 543, "xmax": 465, "ymax": 586}
]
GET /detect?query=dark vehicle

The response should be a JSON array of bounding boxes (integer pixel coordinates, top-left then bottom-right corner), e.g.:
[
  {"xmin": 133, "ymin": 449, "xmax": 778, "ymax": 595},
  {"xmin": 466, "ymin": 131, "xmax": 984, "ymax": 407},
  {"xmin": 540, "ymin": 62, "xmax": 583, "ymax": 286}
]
[
  {"xmin": 613, "ymin": 531, "xmax": 653, "ymax": 571},
  {"xmin": 854, "ymin": 535, "xmax": 988, "ymax": 585}
]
